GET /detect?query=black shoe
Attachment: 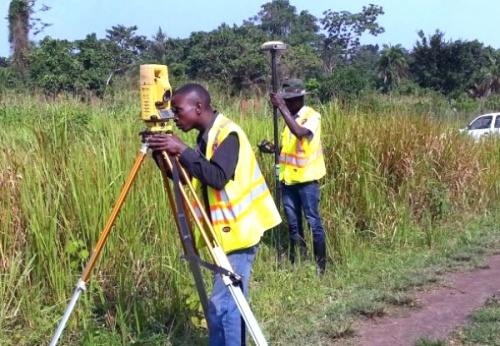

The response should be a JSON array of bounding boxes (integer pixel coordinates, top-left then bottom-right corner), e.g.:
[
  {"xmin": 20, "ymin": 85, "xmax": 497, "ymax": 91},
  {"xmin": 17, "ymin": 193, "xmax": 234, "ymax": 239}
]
[
  {"xmin": 313, "ymin": 241, "xmax": 326, "ymax": 275},
  {"xmin": 289, "ymin": 239, "xmax": 308, "ymax": 265}
]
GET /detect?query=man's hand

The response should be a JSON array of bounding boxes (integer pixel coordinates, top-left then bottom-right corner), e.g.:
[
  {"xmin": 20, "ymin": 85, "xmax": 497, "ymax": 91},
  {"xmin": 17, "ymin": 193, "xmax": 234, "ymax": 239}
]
[
  {"xmin": 270, "ymin": 92, "xmax": 287, "ymax": 111},
  {"xmin": 139, "ymin": 130, "xmax": 153, "ymax": 143},
  {"xmin": 258, "ymin": 139, "xmax": 276, "ymax": 154},
  {"xmin": 145, "ymin": 133, "xmax": 188, "ymax": 155}
]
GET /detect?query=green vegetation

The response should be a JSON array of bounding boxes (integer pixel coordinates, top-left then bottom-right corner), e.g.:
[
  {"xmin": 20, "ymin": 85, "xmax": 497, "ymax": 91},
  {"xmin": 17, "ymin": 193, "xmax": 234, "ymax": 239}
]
[
  {"xmin": 459, "ymin": 298, "xmax": 500, "ymax": 345},
  {"xmin": 3, "ymin": 0, "xmax": 500, "ymax": 112},
  {"xmin": 3, "ymin": 1, "xmax": 500, "ymax": 345},
  {"xmin": 2, "ymin": 89, "xmax": 500, "ymax": 345}
]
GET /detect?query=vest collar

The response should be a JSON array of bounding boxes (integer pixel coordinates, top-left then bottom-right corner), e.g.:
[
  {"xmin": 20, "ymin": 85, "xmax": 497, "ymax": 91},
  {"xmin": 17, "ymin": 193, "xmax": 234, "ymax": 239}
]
[
  {"xmin": 198, "ymin": 112, "xmax": 221, "ymax": 147},
  {"xmin": 295, "ymin": 106, "xmax": 310, "ymax": 122}
]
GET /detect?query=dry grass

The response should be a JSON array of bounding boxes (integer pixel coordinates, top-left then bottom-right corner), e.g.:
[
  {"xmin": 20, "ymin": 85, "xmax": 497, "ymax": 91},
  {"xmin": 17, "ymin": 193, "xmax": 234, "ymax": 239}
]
[{"xmin": 0, "ymin": 147, "xmax": 25, "ymax": 271}]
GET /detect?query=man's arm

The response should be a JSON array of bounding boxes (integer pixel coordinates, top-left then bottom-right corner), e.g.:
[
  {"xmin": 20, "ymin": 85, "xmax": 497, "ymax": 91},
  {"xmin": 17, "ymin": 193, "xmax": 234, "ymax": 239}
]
[
  {"xmin": 269, "ymin": 93, "xmax": 311, "ymax": 139},
  {"xmin": 279, "ymin": 106, "xmax": 312, "ymax": 139},
  {"xmin": 179, "ymin": 133, "xmax": 239, "ymax": 190}
]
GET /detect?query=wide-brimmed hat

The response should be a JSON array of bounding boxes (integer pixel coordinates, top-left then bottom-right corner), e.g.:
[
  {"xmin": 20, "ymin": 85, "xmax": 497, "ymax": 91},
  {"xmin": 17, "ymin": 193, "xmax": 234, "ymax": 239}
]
[{"xmin": 279, "ymin": 78, "xmax": 309, "ymax": 99}]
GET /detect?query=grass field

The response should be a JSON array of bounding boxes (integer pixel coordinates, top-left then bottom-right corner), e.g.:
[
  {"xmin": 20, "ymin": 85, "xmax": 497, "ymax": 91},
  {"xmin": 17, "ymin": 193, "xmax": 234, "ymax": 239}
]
[{"xmin": 1, "ymin": 89, "xmax": 500, "ymax": 345}]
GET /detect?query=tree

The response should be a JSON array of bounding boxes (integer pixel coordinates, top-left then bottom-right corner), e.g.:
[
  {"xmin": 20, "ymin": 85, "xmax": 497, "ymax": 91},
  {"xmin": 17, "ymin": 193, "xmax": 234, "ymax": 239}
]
[
  {"xmin": 351, "ymin": 44, "xmax": 380, "ymax": 84},
  {"xmin": 229, "ymin": 23, "xmax": 271, "ymax": 92},
  {"xmin": 319, "ymin": 4, "xmax": 385, "ymax": 72},
  {"xmin": 8, "ymin": 0, "xmax": 51, "ymax": 75},
  {"xmin": 8, "ymin": 0, "xmax": 30, "ymax": 73},
  {"xmin": 410, "ymin": 30, "xmax": 487, "ymax": 96},
  {"xmin": 104, "ymin": 25, "xmax": 147, "ymax": 84},
  {"xmin": 317, "ymin": 66, "xmax": 370, "ymax": 103},
  {"xmin": 280, "ymin": 44, "xmax": 323, "ymax": 80},
  {"xmin": 185, "ymin": 23, "xmax": 269, "ymax": 93},
  {"xmin": 287, "ymin": 10, "xmax": 321, "ymax": 47},
  {"xmin": 249, "ymin": 0, "xmax": 297, "ymax": 39},
  {"xmin": 27, "ymin": 37, "xmax": 80, "ymax": 96},
  {"xmin": 186, "ymin": 25, "xmax": 242, "ymax": 84},
  {"xmin": 377, "ymin": 44, "xmax": 409, "ymax": 93},
  {"xmin": 144, "ymin": 27, "xmax": 170, "ymax": 63},
  {"xmin": 466, "ymin": 48, "xmax": 500, "ymax": 112},
  {"xmin": 248, "ymin": 1, "xmax": 323, "ymax": 85},
  {"xmin": 74, "ymin": 34, "xmax": 115, "ymax": 97},
  {"xmin": 249, "ymin": 1, "xmax": 321, "ymax": 48},
  {"xmin": 142, "ymin": 28, "xmax": 190, "ymax": 78}
]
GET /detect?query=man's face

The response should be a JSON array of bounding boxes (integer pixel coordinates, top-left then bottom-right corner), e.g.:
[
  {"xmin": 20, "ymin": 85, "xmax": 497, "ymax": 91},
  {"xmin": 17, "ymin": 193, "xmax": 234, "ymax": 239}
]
[
  {"xmin": 284, "ymin": 96, "xmax": 303, "ymax": 113},
  {"xmin": 171, "ymin": 93, "xmax": 199, "ymax": 132}
]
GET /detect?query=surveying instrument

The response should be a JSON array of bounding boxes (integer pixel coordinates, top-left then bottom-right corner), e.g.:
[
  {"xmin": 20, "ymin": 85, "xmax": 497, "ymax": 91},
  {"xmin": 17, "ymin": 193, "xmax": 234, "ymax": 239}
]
[
  {"xmin": 260, "ymin": 41, "xmax": 288, "ymax": 257},
  {"xmin": 50, "ymin": 64, "xmax": 269, "ymax": 346}
]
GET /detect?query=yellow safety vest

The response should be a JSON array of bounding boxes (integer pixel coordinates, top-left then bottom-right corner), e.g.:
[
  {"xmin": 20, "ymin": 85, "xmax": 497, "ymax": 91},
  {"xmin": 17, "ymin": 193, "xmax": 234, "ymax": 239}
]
[
  {"xmin": 192, "ymin": 114, "xmax": 282, "ymax": 253},
  {"xmin": 279, "ymin": 106, "xmax": 326, "ymax": 183}
]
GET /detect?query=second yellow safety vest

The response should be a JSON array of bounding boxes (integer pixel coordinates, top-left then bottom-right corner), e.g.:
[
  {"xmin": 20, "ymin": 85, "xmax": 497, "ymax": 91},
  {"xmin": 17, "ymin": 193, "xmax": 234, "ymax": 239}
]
[{"xmin": 279, "ymin": 106, "xmax": 326, "ymax": 183}]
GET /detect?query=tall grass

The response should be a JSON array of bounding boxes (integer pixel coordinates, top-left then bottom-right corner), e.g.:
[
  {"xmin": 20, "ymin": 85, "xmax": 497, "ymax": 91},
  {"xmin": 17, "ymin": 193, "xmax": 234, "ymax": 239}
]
[{"xmin": 1, "ymin": 90, "xmax": 500, "ymax": 345}]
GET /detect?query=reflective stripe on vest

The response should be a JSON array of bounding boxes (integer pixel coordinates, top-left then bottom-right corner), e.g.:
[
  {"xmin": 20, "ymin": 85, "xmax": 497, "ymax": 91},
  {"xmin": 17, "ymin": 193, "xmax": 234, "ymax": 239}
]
[
  {"xmin": 209, "ymin": 168, "xmax": 269, "ymax": 225},
  {"xmin": 191, "ymin": 166, "xmax": 268, "ymax": 225},
  {"xmin": 279, "ymin": 146, "xmax": 324, "ymax": 168},
  {"xmin": 279, "ymin": 106, "xmax": 326, "ymax": 183}
]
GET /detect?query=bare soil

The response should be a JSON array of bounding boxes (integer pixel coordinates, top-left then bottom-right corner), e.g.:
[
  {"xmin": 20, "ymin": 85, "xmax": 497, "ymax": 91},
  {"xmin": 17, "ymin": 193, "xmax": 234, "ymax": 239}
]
[{"xmin": 350, "ymin": 254, "xmax": 500, "ymax": 346}]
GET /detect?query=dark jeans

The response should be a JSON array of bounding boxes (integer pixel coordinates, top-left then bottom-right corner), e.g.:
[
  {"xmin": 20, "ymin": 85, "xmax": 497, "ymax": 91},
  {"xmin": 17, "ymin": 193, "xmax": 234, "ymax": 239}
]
[{"xmin": 281, "ymin": 181, "xmax": 326, "ymax": 245}]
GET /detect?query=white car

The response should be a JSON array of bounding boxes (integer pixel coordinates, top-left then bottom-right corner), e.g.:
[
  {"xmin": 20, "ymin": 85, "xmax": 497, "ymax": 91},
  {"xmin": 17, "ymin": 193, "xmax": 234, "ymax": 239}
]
[{"xmin": 460, "ymin": 112, "xmax": 500, "ymax": 140}]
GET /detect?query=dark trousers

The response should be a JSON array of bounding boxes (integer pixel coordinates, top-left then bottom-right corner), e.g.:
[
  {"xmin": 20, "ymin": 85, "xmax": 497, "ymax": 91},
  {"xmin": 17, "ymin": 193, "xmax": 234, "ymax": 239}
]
[
  {"xmin": 281, "ymin": 181, "xmax": 326, "ymax": 245},
  {"xmin": 281, "ymin": 181, "xmax": 327, "ymax": 274}
]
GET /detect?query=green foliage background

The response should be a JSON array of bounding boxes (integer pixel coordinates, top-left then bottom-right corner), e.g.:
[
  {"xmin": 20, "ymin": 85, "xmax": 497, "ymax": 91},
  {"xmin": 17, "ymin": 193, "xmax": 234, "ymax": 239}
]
[{"xmin": 4, "ymin": 0, "xmax": 500, "ymax": 111}]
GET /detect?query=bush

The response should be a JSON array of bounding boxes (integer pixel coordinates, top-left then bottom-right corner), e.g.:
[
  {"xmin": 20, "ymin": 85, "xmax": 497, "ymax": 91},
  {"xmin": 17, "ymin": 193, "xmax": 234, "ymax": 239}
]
[
  {"xmin": 484, "ymin": 95, "xmax": 500, "ymax": 112},
  {"xmin": 317, "ymin": 67, "xmax": 372, "ymax": 103}
]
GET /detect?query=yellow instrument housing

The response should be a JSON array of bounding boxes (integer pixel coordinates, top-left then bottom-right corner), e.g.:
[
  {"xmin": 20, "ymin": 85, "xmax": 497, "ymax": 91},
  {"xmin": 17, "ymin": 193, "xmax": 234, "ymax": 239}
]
[{"xmin": 139, "ymin": 64, "xmax": 174, "ymax": 132}]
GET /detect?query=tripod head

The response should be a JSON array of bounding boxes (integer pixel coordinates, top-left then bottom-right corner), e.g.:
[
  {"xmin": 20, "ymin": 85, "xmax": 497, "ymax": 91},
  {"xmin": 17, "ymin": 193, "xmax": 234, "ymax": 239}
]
[{"xmin": 139, "ymin": 64, "xmax": 174, "ymax": 133}]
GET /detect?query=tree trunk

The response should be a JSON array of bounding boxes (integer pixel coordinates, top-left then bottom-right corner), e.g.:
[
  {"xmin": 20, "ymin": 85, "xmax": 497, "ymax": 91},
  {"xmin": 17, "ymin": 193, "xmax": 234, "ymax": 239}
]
[{"xmin": 8, "ymin": 0, "xmax": 30, "ymax": 76}]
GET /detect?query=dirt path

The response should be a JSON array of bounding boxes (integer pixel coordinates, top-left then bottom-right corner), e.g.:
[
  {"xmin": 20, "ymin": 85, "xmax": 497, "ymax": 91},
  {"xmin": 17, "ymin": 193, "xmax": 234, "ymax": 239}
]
[{"xmin": 352, "ymin": 254, "xmax": 500, "ymax": 346}]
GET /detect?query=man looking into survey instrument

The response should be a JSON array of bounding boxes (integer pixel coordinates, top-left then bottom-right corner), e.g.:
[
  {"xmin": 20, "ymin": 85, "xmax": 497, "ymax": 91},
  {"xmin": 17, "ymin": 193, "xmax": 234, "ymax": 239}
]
[{"xmin": 146, "ymin": 83, "xmax": 281, "ymax": 345}]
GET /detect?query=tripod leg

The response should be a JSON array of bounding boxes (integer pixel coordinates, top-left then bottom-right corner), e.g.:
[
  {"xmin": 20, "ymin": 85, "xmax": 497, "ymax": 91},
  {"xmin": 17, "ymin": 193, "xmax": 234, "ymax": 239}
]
[
  {"xmin": 214, "ymin": 248, "xmax": 268, "ymax": 346},
  {"xmin": 162, "ymin": 153, "xmax": 269, "ymax": 345},
  {"xmin": 50, "ymin": 145, "xmax": 148, "ymax": 346},
  {"xmin": 157, "ymin": 152, "xmax": 210, "ymax": 322}
]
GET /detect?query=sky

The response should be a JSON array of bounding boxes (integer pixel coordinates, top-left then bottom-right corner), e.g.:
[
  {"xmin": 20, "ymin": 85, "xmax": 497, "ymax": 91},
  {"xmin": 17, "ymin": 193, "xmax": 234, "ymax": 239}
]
[{"xmin": 1, "ymin": 0, "xmax": 500, "ymax": 57}]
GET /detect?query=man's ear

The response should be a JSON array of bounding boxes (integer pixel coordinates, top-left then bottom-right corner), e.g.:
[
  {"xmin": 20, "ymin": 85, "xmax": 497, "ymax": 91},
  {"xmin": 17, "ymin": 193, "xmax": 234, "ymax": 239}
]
[{"xmin": 196, "ymin": 102, "xmax": 202, "ymax": 115}]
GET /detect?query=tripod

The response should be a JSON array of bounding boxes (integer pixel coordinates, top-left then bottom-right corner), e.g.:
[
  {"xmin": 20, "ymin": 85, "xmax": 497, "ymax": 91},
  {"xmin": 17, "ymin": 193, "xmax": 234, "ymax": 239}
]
[{"xmin": 49, "ymin": 132, "xmax": 269, "ymax": 345}]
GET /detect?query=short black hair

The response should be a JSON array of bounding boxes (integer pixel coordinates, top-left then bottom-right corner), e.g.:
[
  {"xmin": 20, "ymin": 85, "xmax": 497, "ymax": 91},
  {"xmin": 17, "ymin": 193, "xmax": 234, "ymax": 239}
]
[{"xmin": 173, "ymin": 83, "xmax": 211, "ymax": 109}]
